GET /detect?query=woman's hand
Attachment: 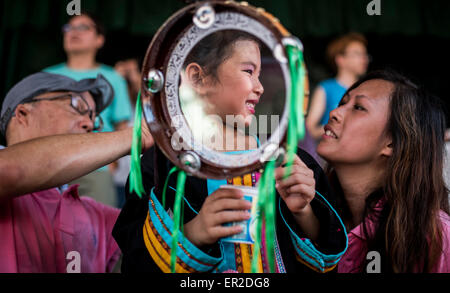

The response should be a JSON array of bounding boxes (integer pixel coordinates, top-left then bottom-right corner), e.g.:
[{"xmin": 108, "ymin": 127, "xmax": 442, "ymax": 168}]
[{"xmin": 184, "ymin": 188, "xmax": 252, "ymax": 247}]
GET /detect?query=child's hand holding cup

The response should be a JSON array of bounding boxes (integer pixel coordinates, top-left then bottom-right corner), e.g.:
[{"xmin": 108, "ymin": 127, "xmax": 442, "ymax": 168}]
[{"xmin": 219, "ymin": 185, "xmax": 259, "ymax": 244}]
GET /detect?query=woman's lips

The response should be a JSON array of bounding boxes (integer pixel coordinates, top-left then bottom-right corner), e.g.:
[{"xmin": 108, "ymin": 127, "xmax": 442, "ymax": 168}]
[{"xmin": 323, "ymin": 125, "xmax": 338, "ymax": 139}]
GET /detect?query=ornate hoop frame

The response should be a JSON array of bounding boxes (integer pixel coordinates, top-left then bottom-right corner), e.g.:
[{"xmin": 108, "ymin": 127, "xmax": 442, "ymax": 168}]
[{"xmin": 141, "ymin": 1, "xmax": 297, "ymax": 179}]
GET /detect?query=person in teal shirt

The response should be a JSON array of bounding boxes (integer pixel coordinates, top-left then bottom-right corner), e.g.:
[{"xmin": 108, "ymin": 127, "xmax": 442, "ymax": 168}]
[
  {"xmin": 306, "ymin": 33, "xmax": 369, "ymax": 141},
  {"xmin": 43, "ymin": 12, "xmax": 133, "ymax": 207},
  {"xmin": 45, "ymin": 63, "xmax": 132, "ymax": 133}
]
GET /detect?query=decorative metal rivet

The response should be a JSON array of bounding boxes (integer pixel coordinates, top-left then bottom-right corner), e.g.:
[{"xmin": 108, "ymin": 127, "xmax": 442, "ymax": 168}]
[
  {"xmin": 171, "ymin": 137, "xmax": 180, "ymax": 150},
  {"xmin": 193, "ymin": 4, "xmax": 215, "ymax": 29},
  {"xmin": 260, "ymin": 143, "xmax": 279, "ymax": 163},
  {"xmin": 282, "ymin": 36, "xmax": 304, "ymax": 52},
  {"xmin": 145, "ymin": 69, "xmax": 164, "ymax": 93},
  {"xmin": 240, "ymin": 1, "xmax": 249, "ymax": 6},
  {"xmin": 180, "ymin": 151, "xmax": 201, "ymax": 171},
  {"xmin": 256, "ymin": 7, "xmax": 266, "ymax": 13},
  {"xmin": 274, "ymin": 43, "xmax": 288, "ymax": 64}
]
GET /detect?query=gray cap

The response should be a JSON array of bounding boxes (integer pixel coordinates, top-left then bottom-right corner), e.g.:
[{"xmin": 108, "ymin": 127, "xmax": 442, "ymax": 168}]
[{"xmin": 0, "ymin": 72, "xmax": 114, "ymax": 145}]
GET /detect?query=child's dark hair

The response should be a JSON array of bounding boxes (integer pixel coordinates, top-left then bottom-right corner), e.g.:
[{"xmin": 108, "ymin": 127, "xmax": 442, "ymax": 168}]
[{"xmin": 184, "ymin": 30, "xmax": 260, "ymax": 82}]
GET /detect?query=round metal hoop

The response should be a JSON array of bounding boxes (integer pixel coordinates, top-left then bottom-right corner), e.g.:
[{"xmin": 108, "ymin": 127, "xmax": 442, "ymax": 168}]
[{"xmin": 140, "ymin": 1, "xmax": 302, "ymax": 179}]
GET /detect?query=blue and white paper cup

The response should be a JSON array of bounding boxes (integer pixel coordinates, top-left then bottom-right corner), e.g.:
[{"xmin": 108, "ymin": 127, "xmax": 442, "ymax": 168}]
[{"xmin": 220, "ymin": 185, "xmax": 259, "ymax": 244}]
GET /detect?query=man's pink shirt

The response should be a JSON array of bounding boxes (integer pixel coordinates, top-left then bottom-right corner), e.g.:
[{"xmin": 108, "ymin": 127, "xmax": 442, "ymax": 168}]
[{"xmin": 0, "ymin": 185, "xmax": 120, "ymax": 273}]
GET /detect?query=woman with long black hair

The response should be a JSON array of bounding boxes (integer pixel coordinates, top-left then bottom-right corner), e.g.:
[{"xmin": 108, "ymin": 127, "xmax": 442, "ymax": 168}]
[{"xmin": 317, "ymin": 69, "xmax": 450, "ymax": 273}]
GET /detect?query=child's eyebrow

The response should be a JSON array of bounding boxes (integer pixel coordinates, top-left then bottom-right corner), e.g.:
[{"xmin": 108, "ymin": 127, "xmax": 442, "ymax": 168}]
[{"xmin": 240, "ymin": 61, "xmax": 257, "ymax": 68}]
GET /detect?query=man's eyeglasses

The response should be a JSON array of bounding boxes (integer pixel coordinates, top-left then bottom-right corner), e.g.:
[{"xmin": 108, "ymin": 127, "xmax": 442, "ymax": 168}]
[
  {"xmin": 62, "ymin": 24, "xmax": 95, "ymax": 34},
  {"xmin": 30, "ymin": 93, "xmax": 103, "ymax": 131}
]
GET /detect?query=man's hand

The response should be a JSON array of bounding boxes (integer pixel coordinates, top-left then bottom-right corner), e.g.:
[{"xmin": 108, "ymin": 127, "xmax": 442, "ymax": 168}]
[{"xmin": 183, "ymin": 188, "xmax": 251, "ymax": 247}]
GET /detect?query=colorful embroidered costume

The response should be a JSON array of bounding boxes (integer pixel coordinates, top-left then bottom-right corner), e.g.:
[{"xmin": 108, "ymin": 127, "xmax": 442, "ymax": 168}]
[{"xmin": 113, "ymin": 147, "xmax": 347, "ymax": 273}]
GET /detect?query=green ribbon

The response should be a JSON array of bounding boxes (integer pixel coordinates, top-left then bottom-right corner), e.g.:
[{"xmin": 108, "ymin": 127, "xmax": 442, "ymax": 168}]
[
  {"xmin": 251, "ymin": 160, "xmax": 277, "ymax": 273},
  {"xmin": 162, "ymin": 166, "xmax": 180, "ymax": 209},
  {"xmin": 170, "ymin": 169, "xmax": 187, "ymax": 273},
  {"xmin": 285, "ymin": 45, "xmax": 306, "ymax": 179},
  {"xmin": 129, "ymin": 79, "xmax": 154, "ymax": 198},
  {"xmin": 127, "ymin": 77, "xmax": 188, "ymax": 273},
  {"xmin": 161, "ymin": 165, "xmax": 189, "ymax": 273},
  {"xmin": 263, "ymin": 160, "xmax": 277, "ymax": 273},
  {"xmin": 129, "ymin": 90, "xmax": 146, "ymax": 198}
]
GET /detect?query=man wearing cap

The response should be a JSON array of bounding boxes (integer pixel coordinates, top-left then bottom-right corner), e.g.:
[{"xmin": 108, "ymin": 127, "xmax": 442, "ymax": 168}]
[{"xmin": 0, "ymin": 72, "xmax": 153, "ymax": 273}]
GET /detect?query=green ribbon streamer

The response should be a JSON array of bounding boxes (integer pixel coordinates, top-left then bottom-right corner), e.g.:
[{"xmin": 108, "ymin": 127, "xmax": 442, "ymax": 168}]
[
  {"xmin": 285, "ymin": 45, "xmax": 306, "ymax": 179},
  {"xmin": 129, "ymin": 90, "xmax": 146, "ymax": 198},
  {"xmin": 162, "ymin": 166, "xmax": 180, "ymax": 209},
  {"xmin": 127, "ymin": 79, "xmax": 187, "ymax": 272},
  {"xmin": 129, "ymin": 79, "xmax": 154, "ymax": 198},
  {"xmin": 170, "ymin": 169, "xmax": 187, "ymax": 273},
  {"xmin": 251, "ymin": 170, "xmax": 265, "ymax": 273},
  {"xmin": 162, "ymin": 165, "xmax": 189, "ymax": 273},
  {"xmin": 264, "ymin": 160, "xmax": 277, "ymax": 273},
  {"xmin": 251, "ymin": 160, "xmax": 276, "ymax": 273}
]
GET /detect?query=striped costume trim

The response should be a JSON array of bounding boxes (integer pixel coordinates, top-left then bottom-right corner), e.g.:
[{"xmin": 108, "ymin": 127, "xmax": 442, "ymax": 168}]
[
  {"xmin": 295, "ymin": 254, "xmax": 337, "ymax": 273},
  {"xmin": 291, "ymin": 235, "xmax": 339, "ymax": 273},
  {"xmin": 227, "ymin": 174, "xmax": 274, "ymax": 273},
  {"xmin": 143, "ymin": 214, "xmax": 192, "ymax": 273},
  {"xmin": 149, "ymin": 197, "xmax": 216, "ymax": 267},
  {"xmin": 274, "ymin": 236, "xmax": 286, "ymax": 273},
  {"xmin": 279, "ymin": 195, "xmax": 347, "ymax": 273},
  {"xmin": 233, "ymin": 243, "xmax": 264, "ymax": 273},
  {"xmin": 143, "ymin": 188, "xmax": 222, "ymax": 273}
]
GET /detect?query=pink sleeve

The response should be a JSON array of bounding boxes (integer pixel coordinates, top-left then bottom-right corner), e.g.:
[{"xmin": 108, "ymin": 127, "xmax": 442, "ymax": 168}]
[{"xmin": 432, "ymin": 211, "xmax": 450, "ymax": 273}]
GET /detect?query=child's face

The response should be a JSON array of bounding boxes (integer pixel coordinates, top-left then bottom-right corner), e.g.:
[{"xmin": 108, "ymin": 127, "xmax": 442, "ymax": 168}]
[{"xmin": 202, "ymin": 40, "xmax": 264, "ymax": 126}]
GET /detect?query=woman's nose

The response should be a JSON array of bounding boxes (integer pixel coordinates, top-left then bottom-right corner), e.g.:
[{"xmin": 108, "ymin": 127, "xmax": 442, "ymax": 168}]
[{"xmin": 329, "ymin": 106, "xmax": 343, "ymax": 123}]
